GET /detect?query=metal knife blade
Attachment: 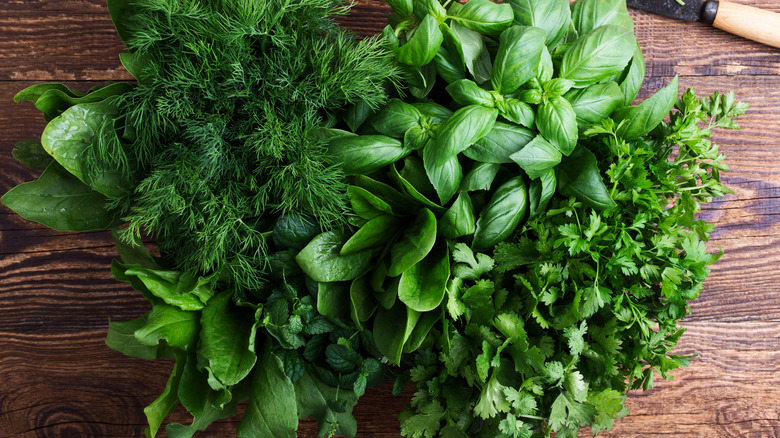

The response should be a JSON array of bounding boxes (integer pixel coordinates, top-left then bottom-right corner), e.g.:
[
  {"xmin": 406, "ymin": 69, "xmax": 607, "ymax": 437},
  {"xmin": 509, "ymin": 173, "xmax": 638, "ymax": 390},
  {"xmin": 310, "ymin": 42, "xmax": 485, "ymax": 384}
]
[{"xmin": 626, "ymin": 0, "xmax": 706, "ymax": 22}]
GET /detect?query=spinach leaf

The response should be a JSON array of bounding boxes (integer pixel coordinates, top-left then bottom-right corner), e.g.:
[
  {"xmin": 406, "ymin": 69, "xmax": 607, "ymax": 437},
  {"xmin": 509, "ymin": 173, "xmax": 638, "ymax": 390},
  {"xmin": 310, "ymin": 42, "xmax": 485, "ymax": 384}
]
[
  {"xmin": 341, "ymin": 215, "xmax": 400, "ymax": 255},
  {"xmin": 296, "ymin": 231, "xmax": 374, "ymax": 282},
  {"xmin": 11, "ymin": 140, "xmax": 53, "ymax": 170},
  {"xmin": 237, "ymin": 342, "xmax": 297, "ymax": 438},
  {"xmin": 1, "ymin": 161, "xmax": 118, "ymax": 232},
  {"xmin": 398, "ymin": 242, "xmax": 450, "ymax": 312},
  {"xmin": 144, "ymin": 351, "xmax": 186, "ymax": 438},
  {"xmin": 198, "ymin": 292, "xmax": 258, "ymax": 389},
  {"xmin": 373, "ymin": 301, "xmax": 421, "ymax": 364},
  {"xmin": 388, "ymin": 208, "xmax": 438, "ymax": 277}
]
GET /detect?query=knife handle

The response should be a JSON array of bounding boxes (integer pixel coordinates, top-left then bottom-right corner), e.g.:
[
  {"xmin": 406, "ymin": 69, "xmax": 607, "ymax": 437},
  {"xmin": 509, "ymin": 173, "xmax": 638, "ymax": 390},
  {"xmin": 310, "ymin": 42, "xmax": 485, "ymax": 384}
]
[{"xmin": 705, "ymin": 1, "xmax": 780, "ymax": 48}]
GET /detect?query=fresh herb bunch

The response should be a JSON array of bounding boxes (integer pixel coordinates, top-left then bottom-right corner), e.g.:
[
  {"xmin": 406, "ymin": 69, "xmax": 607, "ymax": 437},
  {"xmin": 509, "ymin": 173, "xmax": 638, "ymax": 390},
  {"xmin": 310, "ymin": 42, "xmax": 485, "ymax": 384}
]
[{"xmin": 294, "ymin": 0, "xmax": 746, "ymax": 436}]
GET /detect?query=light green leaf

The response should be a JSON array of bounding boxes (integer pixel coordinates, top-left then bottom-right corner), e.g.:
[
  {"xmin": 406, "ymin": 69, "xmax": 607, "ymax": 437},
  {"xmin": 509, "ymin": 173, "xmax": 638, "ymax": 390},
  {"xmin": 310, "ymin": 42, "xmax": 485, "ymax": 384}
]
[{"xmin": 296, "ymin": 231, "xmax": 374, "ymax": 282}]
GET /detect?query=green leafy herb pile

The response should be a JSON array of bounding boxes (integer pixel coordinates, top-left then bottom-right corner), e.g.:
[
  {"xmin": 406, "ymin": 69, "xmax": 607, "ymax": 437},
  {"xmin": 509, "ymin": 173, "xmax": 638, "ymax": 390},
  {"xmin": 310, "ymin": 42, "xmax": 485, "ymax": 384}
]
[{"xmin": 2, "ymin": 0, "xmax": 747, "ymax": 436}]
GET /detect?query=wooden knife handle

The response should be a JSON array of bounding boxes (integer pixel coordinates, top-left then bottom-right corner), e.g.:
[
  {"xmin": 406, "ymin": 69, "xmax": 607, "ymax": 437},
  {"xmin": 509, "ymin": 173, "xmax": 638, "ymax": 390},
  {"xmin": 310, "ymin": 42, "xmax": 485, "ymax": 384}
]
[{"xmin": 709, "ymin": 1, "xmax": 780, "ymax": 48}]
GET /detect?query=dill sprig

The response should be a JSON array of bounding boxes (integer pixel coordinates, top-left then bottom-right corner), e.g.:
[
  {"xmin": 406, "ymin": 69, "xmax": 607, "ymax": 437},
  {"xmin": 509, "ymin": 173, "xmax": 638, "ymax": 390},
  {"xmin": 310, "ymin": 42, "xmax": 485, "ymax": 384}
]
[{"xmin": 101, "ymin": 0, "xmax": 398, "ymax": 289}]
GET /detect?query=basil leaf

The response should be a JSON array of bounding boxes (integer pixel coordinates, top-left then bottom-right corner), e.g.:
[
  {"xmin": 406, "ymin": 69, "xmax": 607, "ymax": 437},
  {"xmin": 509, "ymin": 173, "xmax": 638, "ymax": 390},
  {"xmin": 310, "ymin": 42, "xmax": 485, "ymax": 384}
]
[
  {"xmin": 424, "ymin": 138, "xmax": 463, "ymax": 205},
  {"xmin": 536, "ymin": 45, "xmax": 554, "ymax": 83},
  {"xmin": 434, "ymin": 105, "xmax": 498, "ymax": 167},
  {"xmin": 439, "ymin": 193, "xmax": 477, "ymax": 239},
  {"xmin": 1, "ymin": 161, "xmax": 118, "ymax": 232},
  {"xmin": 544, "ymin": 78, "xmax": 575, "ymax": 98},
  {"xmin": 508, "ymin": 0, "xmax": 573, "ymax": 48},
  {"xmin": 446, "ymin": 79, "xmax": 495, "ymax": 107},
  {"xmin": 473, "ymin": 176, "xmax": 528, "ymax": 250},
  {"xmin": 491, "ymin": 26, "xmax": 546, "ymax": 95},
  {"xmin": 510, "ymin": 135, "xmax": 562, "ymax": 179},
  {"xmin": 448, "ymin": 21, "xmax": 490, "ymax": 82},
  {"xmin": 40, "ymin": 99, "xmax": 130, "ymax": 198},
  {"xmin": 387, "ymin": 208, "xmax": 438, "ymax": 277},
  {"xmin": 341, "ymin": 215, "xmax": 400, "ymax": 255},
  {"xmin": 296, "ymin": 230, "xmax": 374, "ymax": 282},
  {"xmin": 619, "ymin": 43, "xmax": 646, "ymax": 106},
  {"xmin": 398, "ymin": 156, "xmax": 436, "ymax": 195},
  {"xmin": 434, "ymin": 45, "xmax": 467, "ymax": 84},
  {"xmin": 461, "ymin": 162, "xmax": 501, "ymax": 192},
  {"xmin": 369, "ymin": 99, "xmax": 422, "ymax": 137},
  {"xmin": 564, "ymin": 81, "xmax": 624, "ymax": 129},
  {"xmin": 528, "ymin": 169, "xmax": 557, "ymax": 219},
  {"xmin": 398, "ymin": 242, "xmax": 450, "ymax": 312},
  {"xmin": 414, "ymin": 102, "xmax": 454, "ymax": 124},
  {"xmin": 372, "ymin": 300, "xmax": 421, "ymax": 365},
  {"xmin": 199, "ymin": 292, "xmax": 258, "ymax": 389},
  {"xmin": 536, "ymin": 96, "xmax": 578, "ymax": 156},
  {"xmin": 404, "ymin": 124, "xmax": 431, "ymax": 151},
  {"xmin": 328, "ymin": 134, "xmax": 410, "ymax": 175},
  {"xmin": 237, "ymin": 343, "xmax": 297, "ymax": 438},
  {"xmin": 614, "ymin": 75, "xmax": 679, "ymax": 141},
  {"xmin": 464, "ymin": 121, "xmax": 534, "ymax": 164},
  {"xmin": 398, "ymin": 14, "xmax": 444, "ymax": 67},
  {"xmin": 571, "ymin": 0, "xmax": 634, "ymax": 35},
  {"xmin": 450, "ymin": 0, "xmax": 513, "ymax": 36},
  {"xmin": 557, "ymin": 146, "xmax": 616, "ymax": 210},
  {"xmin": 11, "ymin": 140, "xmax": 53, "ymax": 170},
  {"xmin": 559, "ymin": 25, "xmax": 636, "ymax": 87},
  {"xmin": 387, "ymin": 0, "xmax": 413, "ymax": 17},
  {"xmin": 496, "ymin": 98, "xmax": 535, "ymax": 128}
]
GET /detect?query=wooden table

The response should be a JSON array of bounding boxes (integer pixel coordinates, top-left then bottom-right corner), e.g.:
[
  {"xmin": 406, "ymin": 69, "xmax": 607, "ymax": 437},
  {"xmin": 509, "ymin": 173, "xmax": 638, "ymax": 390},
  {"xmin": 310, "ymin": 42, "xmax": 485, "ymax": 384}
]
[{"xmin": 1, "ymin": 1, "xmax": 779, "ymax": 436}]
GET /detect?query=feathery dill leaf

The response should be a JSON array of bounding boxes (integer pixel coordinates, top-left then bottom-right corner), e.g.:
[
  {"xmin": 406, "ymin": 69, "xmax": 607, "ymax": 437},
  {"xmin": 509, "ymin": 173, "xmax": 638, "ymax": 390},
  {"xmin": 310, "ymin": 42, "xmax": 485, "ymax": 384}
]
[{"xmin": 101, "ymin": 0, "xmax": 398, "ymax": 289}]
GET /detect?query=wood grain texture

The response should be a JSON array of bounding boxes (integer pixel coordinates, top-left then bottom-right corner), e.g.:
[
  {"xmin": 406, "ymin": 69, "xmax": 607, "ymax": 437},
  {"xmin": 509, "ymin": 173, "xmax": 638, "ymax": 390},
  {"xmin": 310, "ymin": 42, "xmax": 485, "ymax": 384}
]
[{"xmin": 1, "ymin": 0, "xmax": 779, "ymax": 437}]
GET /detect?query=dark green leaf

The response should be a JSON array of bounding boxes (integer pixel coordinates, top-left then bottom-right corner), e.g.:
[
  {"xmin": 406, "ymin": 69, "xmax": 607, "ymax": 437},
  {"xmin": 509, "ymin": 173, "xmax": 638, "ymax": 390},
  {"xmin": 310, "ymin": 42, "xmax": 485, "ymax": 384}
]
[
  {"xmin": 373, "ymin": 301, "xmax": 421, "ymax": 364},
  {"xmin": 388, "ymin": 208, "xmax": 438, "ymax": 277},
  {"xmin": 559, "ymin": 25, "xmax": 636, "ymax": 87},
  {"xmin": 317, "ymin": 281, "xmax": 351, "ymax": 319},
  {"xmin": 295, "ymin": 370, "xmax": 359, "ymax": 438},
  {"xmin": 296, "ymin": 231, "xmax": 374, "ymax": 282},
  {"xmin": 557, "ymin": 147, "xmax": 616, "ymax": 209},
  {"xmin": 11, "ymin": 140, "xmax": 53, "ymax": 170},
  {"xmin": 439, "ymin": 193, "xmax": 477, "ymax": 239},
  {"xmin": 619, "ymin": 43, "xmax": 646, "ymax": 106},
  {"xmin": 144, "ymin": 351, "xmax": 186, "ymax": 438},
  {"xmin": 473, "ymin": 176, "xmax": 528, "ymax": 249},
  {"xmin": 491, "ymin": 26, "xmax": 546, "ymax": 94},
  {"xmin": 571, "ymin": 0, "xmax": 634, "ymax": 35},
  {"xmin": 398, "ymin": 15, "xmax": 444, "ymax": 67},
  {"xmin": 451, "ymin": 0, "xmax": 514, "ymax": 36},
  {"xmin": 1, "ymin": 161, "xmax": 118, "ymax": 232},
  {"xmin": 328, "ymin": 135, "xmax": 410, "ymax": 175},
  {"xmin": 398, "ymin": 242, "xmax": 450, "ymax": 312},
  {"xmin": 237, "ymin": 342, "xmax": 297, "ymax": 438},
  {"xmin": 423, "ymin": 142, "xmax": 462, "ymax": 205},
  {"xmin": 508, "ymin": 0, "xmax": 572, "ymax": 48},
  {"xmin": 434, "ymin": 105, "xmax": 498, "ymax": 167},
  {"xmin": 341, "ymin": 215, "xmax": 399, "ymax": 255},
  {"xmin": 614, "ymin": 76, "xmax": 679, "ymax": 140},
  {"xmin": 434, "ymin": 45, "xmax": 467, "ymax": 84},
  {"xmin": 344, "ymin": 100, "xmax": 373, "ymax": 132},
  {"xmin": 510, "ymin": 135, "xmax": 562, "ymax": 179},
  {"xmin": 350, "ymin": 276, "xmax": 378, "ymax": 329},
  {"xmin": 564, "ymin": 81, "xmax": 624, "ymax": 129},
  {"xmin": 464, "ymin": 121, "xmax": 534, "ymax": 163},
  {"xmin": 461, "ymin": 162, "xmax": 501, "ymax": 192},
  {"xmin": 273, "ymin": 213, "xmax": 320, "ymax": 251},
  {"xmin": 536, "ymin": 96, "xmax": 578, "ymax": 155},
  {"xmin": 528, "ymin": 169, "xmax": 556, "ymax": 219},
  {"xmin": 199, "ymin": 292, "xmax": 258, "ymax": 389},
  {"xmin": 348, "ymin": 185, "xmax": 395, "ymax": 220}
]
